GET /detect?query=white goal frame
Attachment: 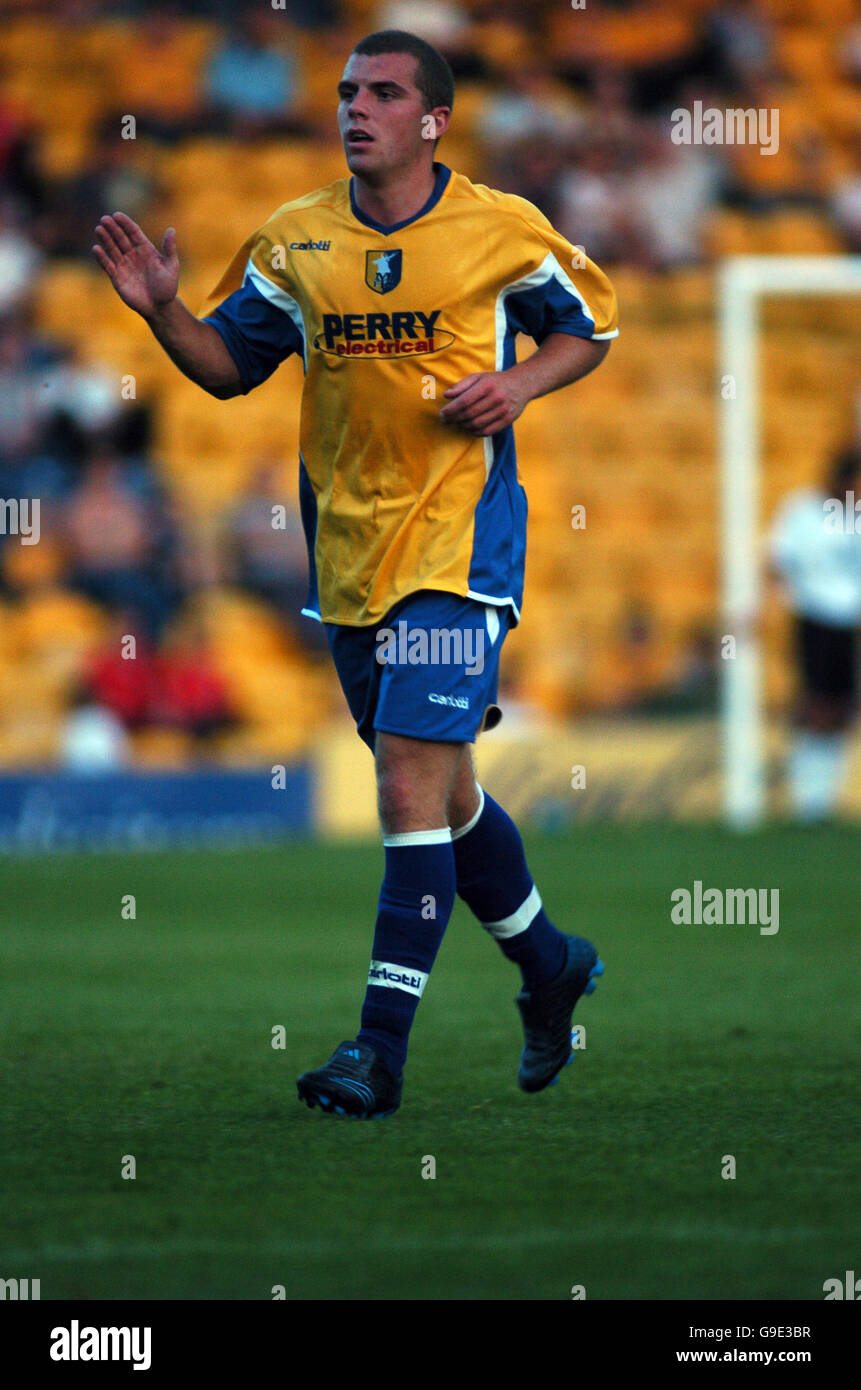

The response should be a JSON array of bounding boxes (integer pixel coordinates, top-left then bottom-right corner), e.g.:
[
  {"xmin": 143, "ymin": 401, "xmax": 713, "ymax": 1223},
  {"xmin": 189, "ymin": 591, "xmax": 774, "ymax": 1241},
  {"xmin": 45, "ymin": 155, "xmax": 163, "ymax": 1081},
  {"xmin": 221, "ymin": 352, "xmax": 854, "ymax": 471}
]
[{"xmin": 719, "ymin": 255, "xmax": 861, "ymax": 829}]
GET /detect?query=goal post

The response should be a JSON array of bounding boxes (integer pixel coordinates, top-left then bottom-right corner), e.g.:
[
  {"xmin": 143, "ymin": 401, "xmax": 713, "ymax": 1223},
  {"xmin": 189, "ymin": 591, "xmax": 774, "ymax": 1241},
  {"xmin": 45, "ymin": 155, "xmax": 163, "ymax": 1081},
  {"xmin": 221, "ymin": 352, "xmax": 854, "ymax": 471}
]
[{"xmin": 718, "ymin": 255, "xmax": 861, "ymax": 830}]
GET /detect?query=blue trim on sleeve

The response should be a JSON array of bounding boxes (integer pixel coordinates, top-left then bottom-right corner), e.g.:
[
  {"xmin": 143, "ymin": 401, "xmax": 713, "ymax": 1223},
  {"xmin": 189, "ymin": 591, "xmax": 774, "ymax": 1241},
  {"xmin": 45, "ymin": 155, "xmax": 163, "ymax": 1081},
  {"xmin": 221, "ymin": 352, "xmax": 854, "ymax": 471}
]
[
  {"xmin": 504, "ymin": 274, "xmax": 595, "ymax": 346},
  {"xmin": 204, "ymin": 277, "xmax": 303, "ymax": 393}
]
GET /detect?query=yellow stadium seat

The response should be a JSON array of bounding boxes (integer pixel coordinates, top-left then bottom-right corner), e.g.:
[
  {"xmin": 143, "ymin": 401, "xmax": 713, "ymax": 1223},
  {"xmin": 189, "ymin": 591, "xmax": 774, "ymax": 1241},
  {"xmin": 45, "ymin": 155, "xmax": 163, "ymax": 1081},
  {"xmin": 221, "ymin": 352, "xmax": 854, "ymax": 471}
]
[
  {"xmin": 130, "ymin": 728, "xmax": 194, "ymax": 768},
  {"xmin": 778, "ymin": 28, "xmax": 836, "ymax": 84}
]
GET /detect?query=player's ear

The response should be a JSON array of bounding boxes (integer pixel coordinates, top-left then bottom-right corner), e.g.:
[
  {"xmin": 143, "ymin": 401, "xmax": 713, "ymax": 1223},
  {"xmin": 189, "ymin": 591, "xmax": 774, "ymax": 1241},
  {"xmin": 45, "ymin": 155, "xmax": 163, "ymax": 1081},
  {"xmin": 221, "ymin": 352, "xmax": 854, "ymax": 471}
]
[{"xmin": 426, "ymin": 107, "xmax": 451, "ymax": 143}]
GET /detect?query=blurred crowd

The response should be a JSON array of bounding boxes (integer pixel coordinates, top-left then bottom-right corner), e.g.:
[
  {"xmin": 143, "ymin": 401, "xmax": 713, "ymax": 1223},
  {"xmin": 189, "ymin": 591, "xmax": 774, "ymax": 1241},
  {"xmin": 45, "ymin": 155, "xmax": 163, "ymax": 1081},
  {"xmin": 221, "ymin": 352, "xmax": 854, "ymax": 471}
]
[
  {"xmin": 3, "ymin": 0, "xmax": 858, "ymax": 266},
  {"xmin": 0, "ymin": 0, "xmax": 859, "ymax": 758}
]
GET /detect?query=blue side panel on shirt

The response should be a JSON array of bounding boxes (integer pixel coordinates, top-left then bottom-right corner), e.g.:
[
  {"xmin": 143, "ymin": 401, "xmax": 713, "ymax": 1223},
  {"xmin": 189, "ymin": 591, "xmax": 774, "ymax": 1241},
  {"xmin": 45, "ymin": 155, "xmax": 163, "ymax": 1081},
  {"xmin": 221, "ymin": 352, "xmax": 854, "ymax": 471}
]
[
  {"xmin": 466, "ymin": 276, "xmax": 591, "ymax": 618},
  {"xmin": 204, "ymin": 277, "xmax": 303, "ymax": 392},
  {"xmin": 504, "ymin": 272, "xmax": 595, "ymax": 345},
  {"xmin": 468, "ymin": 427, "xmax": 527, "ymax": 618},
  {"xmin": 298, "ymin": 452, "xmax": 320, "ymax": 618}
]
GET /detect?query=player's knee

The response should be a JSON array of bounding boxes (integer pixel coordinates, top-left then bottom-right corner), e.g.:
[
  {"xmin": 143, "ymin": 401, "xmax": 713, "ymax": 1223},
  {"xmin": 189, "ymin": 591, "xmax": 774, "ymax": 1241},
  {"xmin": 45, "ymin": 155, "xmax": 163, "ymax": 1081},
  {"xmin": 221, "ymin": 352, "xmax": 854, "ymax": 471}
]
[
  {"xmin": 805, "ymin": 696, "xmax": 852, "ymax": 732},
  {"xmin": 448, "ymin": 777, "xmax": 481, "ymax": 831},
  {"xmin": 377, "ymin": 765, "xmax": 409, "ymax": 823},
  {"xmin": 377, "ymin": 753, "xmax": 454, "ymax": 833},
  {"xmin": 828, "ymin": 701, "xmax": 854, "ymax": 732},
  {"xmin": 376, "ymin": 765, "xmax": 433, "ymax": 831}
]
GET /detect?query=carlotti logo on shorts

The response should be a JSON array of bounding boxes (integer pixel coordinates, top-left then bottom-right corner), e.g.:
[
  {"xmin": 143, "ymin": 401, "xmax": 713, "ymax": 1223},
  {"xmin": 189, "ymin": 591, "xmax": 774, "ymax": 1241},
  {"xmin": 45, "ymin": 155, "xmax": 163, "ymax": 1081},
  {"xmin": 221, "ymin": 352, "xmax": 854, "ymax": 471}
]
[{"xmin": 313, "ymin": 310, "xmax": 455, "ymax": 358}]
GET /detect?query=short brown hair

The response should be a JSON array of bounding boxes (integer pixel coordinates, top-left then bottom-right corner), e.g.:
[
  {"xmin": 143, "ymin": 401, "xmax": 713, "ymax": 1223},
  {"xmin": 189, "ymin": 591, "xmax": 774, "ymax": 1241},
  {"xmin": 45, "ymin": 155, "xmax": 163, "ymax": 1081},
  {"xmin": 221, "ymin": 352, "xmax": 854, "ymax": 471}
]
[{"xmin": 352, "ymin": 29, "xmax": 455, "ymax": 115}]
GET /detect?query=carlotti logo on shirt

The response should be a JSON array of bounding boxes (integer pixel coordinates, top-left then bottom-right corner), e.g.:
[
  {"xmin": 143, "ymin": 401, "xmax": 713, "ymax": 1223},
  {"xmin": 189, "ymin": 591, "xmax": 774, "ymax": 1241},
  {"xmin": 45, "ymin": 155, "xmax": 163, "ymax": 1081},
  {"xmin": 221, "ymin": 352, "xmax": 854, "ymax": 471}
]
[{"xmin": 313, "ymin": 309, "xmax": 455, "ymax": 358}]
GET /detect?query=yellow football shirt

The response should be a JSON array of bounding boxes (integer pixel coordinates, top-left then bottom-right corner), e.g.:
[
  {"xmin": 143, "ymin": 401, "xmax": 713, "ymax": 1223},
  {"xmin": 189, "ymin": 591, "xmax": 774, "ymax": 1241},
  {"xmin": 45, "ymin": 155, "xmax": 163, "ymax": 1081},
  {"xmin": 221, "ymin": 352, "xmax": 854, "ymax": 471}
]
[{"xmin": 201, "ymin": 162, "xmax": 618, "ymax": 627}]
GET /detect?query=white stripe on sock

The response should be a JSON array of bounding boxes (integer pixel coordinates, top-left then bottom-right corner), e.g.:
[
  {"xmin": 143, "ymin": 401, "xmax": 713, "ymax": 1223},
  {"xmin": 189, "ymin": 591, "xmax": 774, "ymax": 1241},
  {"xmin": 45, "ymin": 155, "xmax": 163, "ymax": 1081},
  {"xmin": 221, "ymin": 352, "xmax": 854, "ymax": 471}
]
[
  {"xmin": 382, "ymin": 827, "xmax": 452, "ymax": 847},
  {"xmin": 483, "ymin": 884, "xmax": 542, "ymax": 940},
  {"xmin": 788, "ymin": 732, "xmax": 850, "ymax": 820},
  {"xmin": 451, "ymin": 785, "xmax": 485, "ymax": 841}
]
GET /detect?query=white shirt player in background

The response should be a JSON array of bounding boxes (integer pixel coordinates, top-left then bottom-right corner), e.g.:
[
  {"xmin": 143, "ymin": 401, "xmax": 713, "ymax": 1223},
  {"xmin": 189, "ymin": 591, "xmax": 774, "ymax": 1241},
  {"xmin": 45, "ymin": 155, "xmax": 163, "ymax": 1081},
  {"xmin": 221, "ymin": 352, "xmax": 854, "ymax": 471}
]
[{"xmin": 769, "ymin": 446, "xmax": 861, "ymax": 821}]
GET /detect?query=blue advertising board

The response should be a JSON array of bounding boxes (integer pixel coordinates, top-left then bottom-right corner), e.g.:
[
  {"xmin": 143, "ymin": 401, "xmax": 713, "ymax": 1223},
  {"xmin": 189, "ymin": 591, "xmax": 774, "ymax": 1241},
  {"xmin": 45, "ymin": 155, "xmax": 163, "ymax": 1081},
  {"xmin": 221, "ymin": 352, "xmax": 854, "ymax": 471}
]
[{"xmin": 0, "ymin": 768, "xmax": 313, "ymax": 852}]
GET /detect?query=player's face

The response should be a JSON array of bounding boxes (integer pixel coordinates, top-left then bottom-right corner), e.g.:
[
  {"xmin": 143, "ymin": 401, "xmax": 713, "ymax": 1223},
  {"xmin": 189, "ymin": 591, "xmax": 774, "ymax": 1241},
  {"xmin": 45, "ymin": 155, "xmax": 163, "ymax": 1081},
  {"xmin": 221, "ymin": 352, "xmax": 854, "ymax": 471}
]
[{"xmin": 337, "ymin": 52, "xmax": 438, "ymax": 179}]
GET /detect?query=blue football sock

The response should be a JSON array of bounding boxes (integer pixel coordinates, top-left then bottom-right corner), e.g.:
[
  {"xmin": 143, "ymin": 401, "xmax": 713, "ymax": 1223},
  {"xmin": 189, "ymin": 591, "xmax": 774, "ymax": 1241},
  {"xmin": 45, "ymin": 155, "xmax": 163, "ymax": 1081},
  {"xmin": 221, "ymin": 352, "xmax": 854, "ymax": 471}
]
[
  {"xmin": 357, "ymin": 829, "xmax": 456, "ymax": 1077},
  {"xmin": 452, "ymin": 787, "xmax": 567, "ymax": 989}
]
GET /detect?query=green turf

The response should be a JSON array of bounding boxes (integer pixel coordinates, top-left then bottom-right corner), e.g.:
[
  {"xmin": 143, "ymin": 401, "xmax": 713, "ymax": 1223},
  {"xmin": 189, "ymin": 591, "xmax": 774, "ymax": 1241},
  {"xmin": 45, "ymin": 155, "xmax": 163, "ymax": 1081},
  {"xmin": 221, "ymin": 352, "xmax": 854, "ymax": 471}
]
[{"xmin": 1, "ymin": 823, "xmax": 859, "ymax": 1300}]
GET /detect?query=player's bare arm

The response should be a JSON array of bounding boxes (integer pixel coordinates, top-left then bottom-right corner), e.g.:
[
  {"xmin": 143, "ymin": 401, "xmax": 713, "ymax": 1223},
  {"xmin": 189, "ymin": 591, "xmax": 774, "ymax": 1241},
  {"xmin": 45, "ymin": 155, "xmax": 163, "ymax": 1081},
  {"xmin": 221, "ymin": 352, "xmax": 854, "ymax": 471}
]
[
  {"xmin": 92, "ymin": 211, "xmax": 243, "ymax": 400},
  {"xmin": 439, "ymin": 333, "xmax": 610, "ymax": 436}
]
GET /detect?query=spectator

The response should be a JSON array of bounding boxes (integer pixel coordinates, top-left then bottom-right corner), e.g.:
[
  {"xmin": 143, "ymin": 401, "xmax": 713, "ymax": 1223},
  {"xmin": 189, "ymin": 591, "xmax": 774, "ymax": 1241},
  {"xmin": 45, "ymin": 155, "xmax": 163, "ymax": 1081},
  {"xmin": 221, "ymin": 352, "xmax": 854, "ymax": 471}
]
[
  {"xmin": 838, "ymin": 18, "xmax": 861, "ymax": 83},
  {"xmin": 0, "ymin": 76, "xmax": 44, "ymax": 217},
  {"xmin": 585, "ymin": 64, "xmax": 641, "ymax": 152},
  {"xmin": 151, "ymin": 618, "xmax": 236, "ymax": 742},
  {"xmin": 203, "ymin": 11, "xmax": 306, "ymax": 138},
  {"xmin": 376, "ymin": 0, "xmax": 468, "ymax": 47},
  {"xmin": 624, "ymin": 120, "xmax": 722, "ymax": 268},
  {"xmin": 59, "ymin": 684, "xmax": 131, "ymax": 773},
  {"xmin": 0, "ymin": 315, "xmax": 47, "ymax": 468},
  {"xmin": 85, "ymin": 617, "xmax": 161, "ymax": 731},
  {"xmin": 64, "ymin": 453, "xmax": 175, "ymax": 640},
  {"xmin": 0, "ymin": 196, "xmax": 41, "ymax": 316},
  {"xmin": 831, "ymin": 135, "xmax": 861, "ymax": 252},
  {"xmin": 557, "ymin": 135, "xmax": 635, "ymax": 266},
  {"xmin": 476, "ymin": 60, "xmax": 584, "ymax": 151},
  {"xmin": 225, "ymin": 460, "xmax": 328, "ymax": 656},
  {"xmin": 84, "ymin": 610, "xmax": 236, "ymax": 744},
  {"xmin": 486, "ymin": 131, "xmax": 568, "ymax": 224},
  {"xmin": 706, "ymin": 0, "xmax": 776, "ymax": 89},
  {"xmin": 110, "ymin": 5, "xmax": 212, "ymax": 143},
  {"xmin": 271, "ymin": 0, "xmax": 343, "ymax": 29},
  {"xmin": 41, "ymin": 120, "xmax": 159, "ymax": 259},
  {"xmin": 375, "ymin": 1, "xmax": 493, "ymax": 79}
]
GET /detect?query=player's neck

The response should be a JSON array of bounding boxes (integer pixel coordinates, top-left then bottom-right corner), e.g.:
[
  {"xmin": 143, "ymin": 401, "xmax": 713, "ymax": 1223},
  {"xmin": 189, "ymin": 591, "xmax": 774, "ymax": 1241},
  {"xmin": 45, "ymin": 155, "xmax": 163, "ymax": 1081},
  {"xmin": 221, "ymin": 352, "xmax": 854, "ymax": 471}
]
[{"xmin": 352, "ymin": 160, "xmax": 438, "ymax": 230}]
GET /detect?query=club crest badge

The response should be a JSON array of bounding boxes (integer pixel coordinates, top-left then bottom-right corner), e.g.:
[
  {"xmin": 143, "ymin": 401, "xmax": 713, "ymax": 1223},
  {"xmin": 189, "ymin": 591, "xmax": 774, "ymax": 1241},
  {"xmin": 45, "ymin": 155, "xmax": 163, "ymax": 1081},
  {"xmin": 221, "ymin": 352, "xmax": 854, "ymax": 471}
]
[{"xmin": 365, "ymin": 248, "xmax": 402, "ymax": 294}]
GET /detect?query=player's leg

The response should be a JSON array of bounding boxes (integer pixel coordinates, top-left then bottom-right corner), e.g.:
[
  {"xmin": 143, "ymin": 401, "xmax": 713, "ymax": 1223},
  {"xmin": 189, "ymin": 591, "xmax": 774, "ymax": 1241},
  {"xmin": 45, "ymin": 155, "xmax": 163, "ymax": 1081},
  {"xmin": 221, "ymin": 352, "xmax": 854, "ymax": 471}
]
[
  {"xmin": 376, "ymin": 731, "xmax": 463, "ymax": 833},
  {"xmin": 299, "ymin": 593, "xmax": 481, "ymax": 1116},
  {"xmin": 789, "ymin": 693, "xmax": 854, "ymax": 820},
  {"xmin": 351, "ymin": 731, "xmax": 461, "ymax": 1082},
  {"xmin": 298, "ymin": 736, "xmax": 463, "ymax": 1117},
  {"xmin": 448, "ymin": 745, "xmax": 567, "ymax": 987},
  {"xmin": 788, "ymin": 617, "xmax": 857, "ymax": 821},
  {"xmin": 448, "ymin": 747, "xmax": 604, "ymax": 1092}
]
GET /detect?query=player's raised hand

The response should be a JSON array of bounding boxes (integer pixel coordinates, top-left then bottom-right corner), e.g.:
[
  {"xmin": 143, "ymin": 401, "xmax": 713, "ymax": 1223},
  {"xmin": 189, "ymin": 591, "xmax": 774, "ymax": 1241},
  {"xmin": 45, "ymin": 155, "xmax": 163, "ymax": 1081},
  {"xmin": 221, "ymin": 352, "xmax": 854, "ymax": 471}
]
[
  {"xmin": 92, "ymin": 212, "xmax": 180, "ymax": 319},
  {"xmin": 439, "ymin": 371, "xmax": 530, "ymax": 437}
]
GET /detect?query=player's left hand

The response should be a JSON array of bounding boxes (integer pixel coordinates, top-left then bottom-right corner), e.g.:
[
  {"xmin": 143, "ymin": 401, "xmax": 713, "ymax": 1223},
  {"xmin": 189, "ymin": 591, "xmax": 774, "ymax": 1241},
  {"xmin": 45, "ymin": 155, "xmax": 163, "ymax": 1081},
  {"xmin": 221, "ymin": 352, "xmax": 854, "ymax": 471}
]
[{"xmin": 439, "ymin": 371, "xmax": 530, "ymax": 436}]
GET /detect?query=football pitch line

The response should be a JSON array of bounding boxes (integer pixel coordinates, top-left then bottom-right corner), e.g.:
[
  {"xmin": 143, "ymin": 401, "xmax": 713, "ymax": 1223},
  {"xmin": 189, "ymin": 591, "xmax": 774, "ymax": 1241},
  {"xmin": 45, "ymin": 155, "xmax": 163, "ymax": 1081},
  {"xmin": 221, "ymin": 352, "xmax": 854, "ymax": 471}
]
[{"xmin": 3, "ymin": 1224, "xmax": 826, "ymax": 1266}]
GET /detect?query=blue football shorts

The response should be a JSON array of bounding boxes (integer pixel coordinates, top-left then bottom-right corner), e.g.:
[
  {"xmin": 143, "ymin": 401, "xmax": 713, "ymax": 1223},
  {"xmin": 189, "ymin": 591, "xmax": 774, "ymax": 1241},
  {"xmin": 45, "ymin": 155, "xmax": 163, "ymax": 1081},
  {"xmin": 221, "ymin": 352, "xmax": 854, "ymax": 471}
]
[{"xmin": 324, "ymin": 588, "xmax": 512, "ymax": 749}]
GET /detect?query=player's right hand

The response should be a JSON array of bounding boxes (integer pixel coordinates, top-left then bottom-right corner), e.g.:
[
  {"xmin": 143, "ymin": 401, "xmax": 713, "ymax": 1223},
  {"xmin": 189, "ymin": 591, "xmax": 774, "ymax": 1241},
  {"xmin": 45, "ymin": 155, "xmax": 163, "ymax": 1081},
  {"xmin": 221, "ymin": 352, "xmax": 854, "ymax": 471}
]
[{"xmin": 92, "ymin": 212, "xmax": 179, "ymax": 319}]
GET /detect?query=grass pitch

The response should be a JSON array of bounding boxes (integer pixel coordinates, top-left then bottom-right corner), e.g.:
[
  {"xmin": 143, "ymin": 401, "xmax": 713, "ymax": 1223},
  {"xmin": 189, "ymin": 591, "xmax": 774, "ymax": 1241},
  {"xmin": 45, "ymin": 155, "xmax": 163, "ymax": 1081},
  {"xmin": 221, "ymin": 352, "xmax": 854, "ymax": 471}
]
[{"xmin": 1, "ymin": 823, "xmax": 858, "ymax": 1300}]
